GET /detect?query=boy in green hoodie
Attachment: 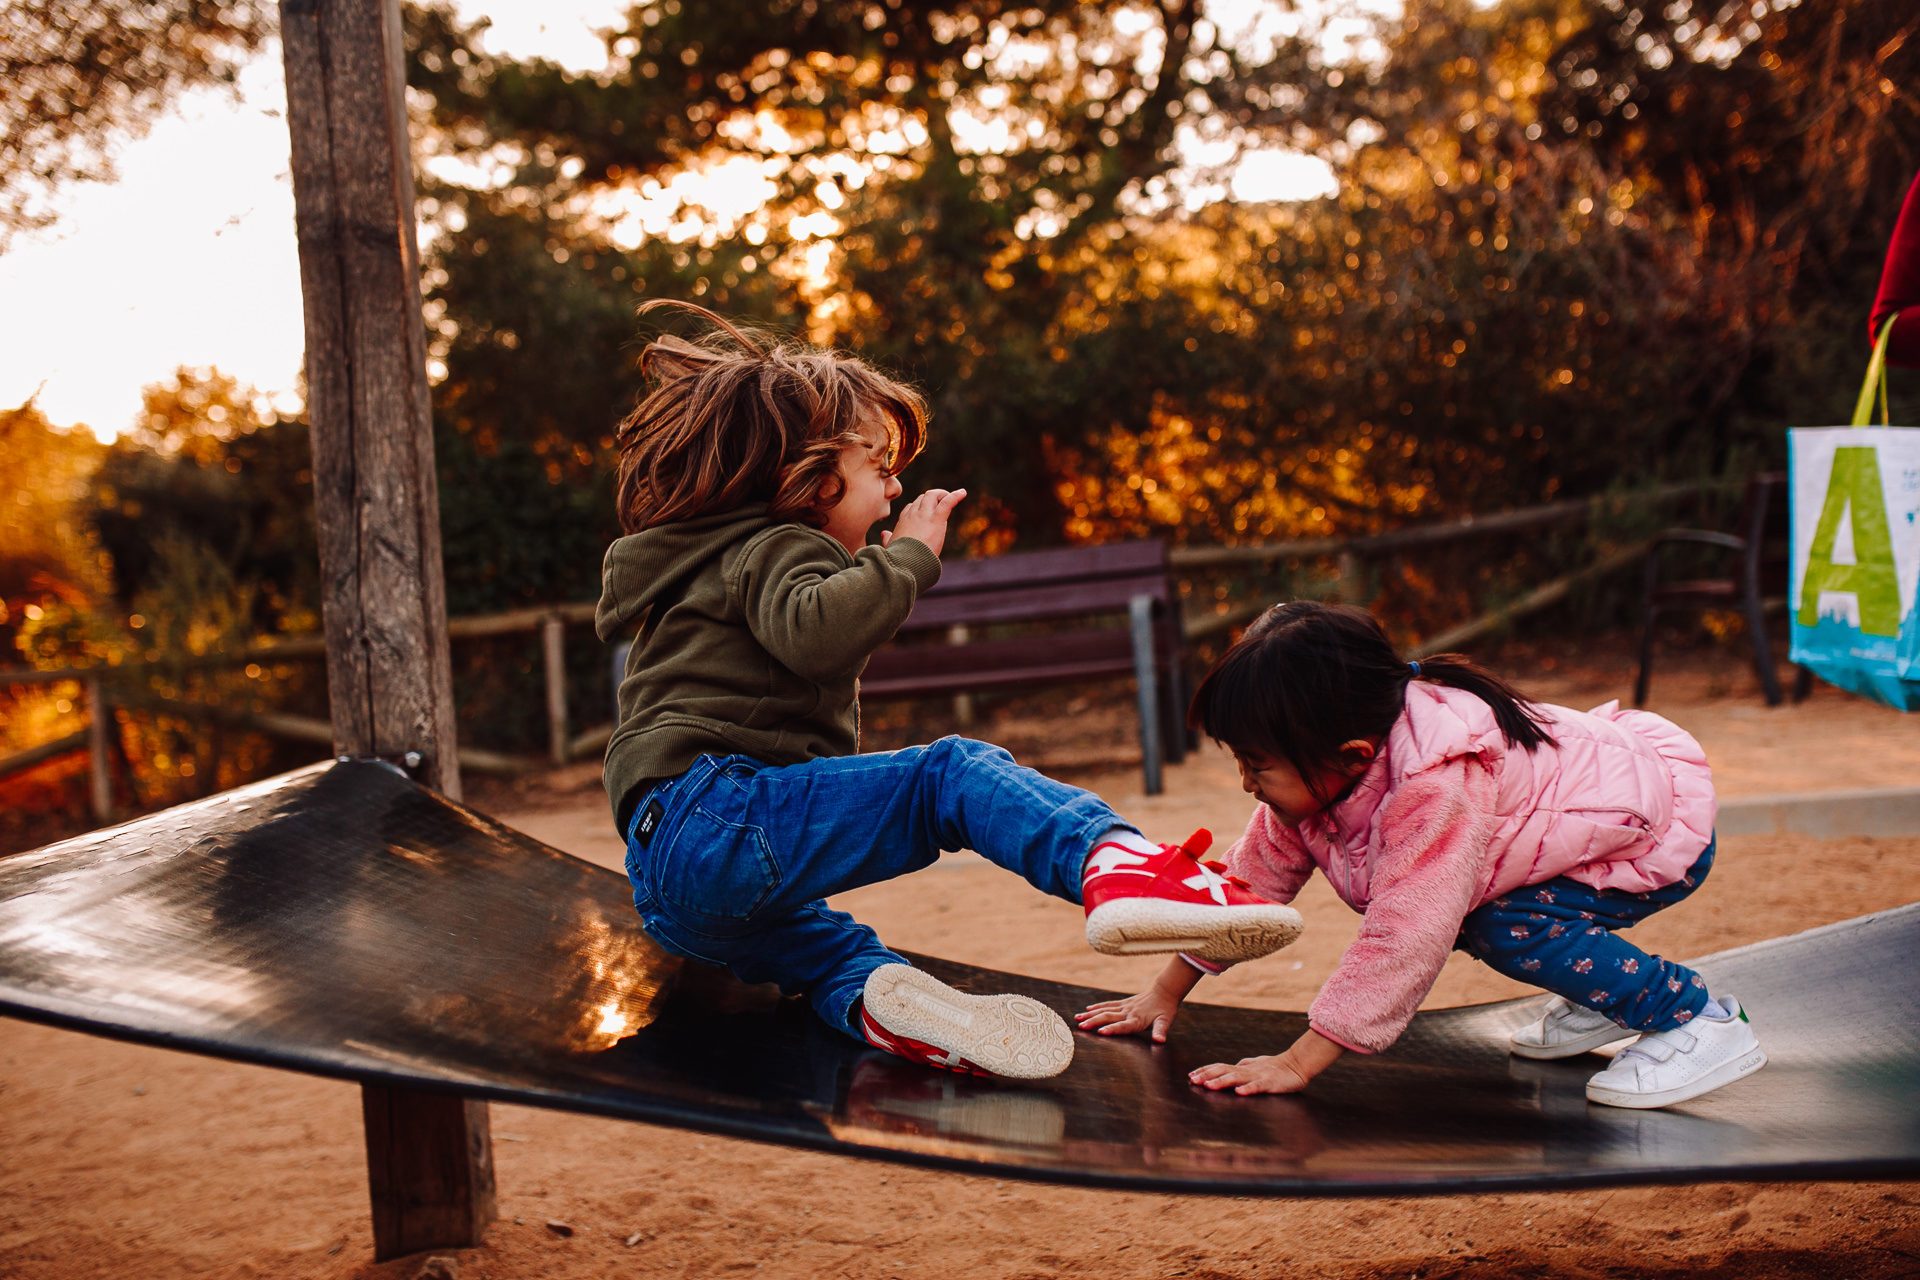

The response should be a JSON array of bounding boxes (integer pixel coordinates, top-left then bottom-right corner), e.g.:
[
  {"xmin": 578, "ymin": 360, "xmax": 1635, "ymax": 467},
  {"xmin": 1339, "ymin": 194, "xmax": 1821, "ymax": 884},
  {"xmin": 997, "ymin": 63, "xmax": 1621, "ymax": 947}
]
[{"xmin": 597, "ymin": 303, "xmax": 1302, "ymax": 1080}]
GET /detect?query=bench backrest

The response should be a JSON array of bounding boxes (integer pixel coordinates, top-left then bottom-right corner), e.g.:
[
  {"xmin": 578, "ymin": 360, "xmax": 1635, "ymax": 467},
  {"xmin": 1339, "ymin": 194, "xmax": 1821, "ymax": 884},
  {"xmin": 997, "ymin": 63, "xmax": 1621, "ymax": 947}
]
[{"xmin": 899, "ymin": 540, "xmax": 1172, "ymax": 632}]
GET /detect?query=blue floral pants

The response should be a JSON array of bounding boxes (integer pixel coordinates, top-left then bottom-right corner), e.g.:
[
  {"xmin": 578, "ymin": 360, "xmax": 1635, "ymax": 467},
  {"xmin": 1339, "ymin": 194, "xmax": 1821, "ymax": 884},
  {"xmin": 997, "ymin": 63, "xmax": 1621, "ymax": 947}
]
[{"xmin": 1456, "ymin": 837, "xmax": 1715, "ymax": 1032}]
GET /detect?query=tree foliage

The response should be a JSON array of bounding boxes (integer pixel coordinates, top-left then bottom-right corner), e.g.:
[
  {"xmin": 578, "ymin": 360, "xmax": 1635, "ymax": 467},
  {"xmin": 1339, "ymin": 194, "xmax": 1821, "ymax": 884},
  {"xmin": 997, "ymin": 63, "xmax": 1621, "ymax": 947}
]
[
  {"xmin": 0, "ymin": 398, "xmax": 107, "ymax": 663},
  {"xmin": 402, "ymin": 0, "xmax": 1917, "ymax": 581},
  {"xmin": 88, "ymin": 366, "xmax": 318, "ymax": 649},
  {"xmin": 0, "ymin": 0, "xmax": 274, "ymax": 249}
]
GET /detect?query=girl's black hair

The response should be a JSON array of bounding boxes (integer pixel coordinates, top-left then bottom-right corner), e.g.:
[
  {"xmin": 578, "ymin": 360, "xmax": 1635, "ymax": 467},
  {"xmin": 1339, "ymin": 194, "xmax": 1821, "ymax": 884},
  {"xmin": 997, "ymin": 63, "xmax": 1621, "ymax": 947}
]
[{"xmin": 1188, "ymin": 602, "xmax": 1555, "ymax": 795}]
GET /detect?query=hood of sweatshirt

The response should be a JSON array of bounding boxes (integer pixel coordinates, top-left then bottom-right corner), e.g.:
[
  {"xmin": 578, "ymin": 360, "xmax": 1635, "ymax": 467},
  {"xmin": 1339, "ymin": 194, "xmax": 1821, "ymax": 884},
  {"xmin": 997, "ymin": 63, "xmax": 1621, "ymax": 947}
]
[{"xmin": 595, "ymin": 504, "xmax": 779, "ymax": 641}]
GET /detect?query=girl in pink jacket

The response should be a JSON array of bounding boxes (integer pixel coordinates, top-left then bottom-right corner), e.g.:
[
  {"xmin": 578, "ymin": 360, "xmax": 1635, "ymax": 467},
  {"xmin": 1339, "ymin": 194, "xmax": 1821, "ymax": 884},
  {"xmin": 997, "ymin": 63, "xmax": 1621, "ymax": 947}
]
[{"xmin": 1078, "ymin": 601, "xmax": 1767, "ymax": 1110}]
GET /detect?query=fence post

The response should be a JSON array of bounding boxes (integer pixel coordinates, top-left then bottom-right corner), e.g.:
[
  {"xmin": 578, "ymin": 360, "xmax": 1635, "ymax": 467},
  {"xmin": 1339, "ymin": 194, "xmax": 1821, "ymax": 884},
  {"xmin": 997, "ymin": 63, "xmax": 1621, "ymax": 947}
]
[
  {"xmin": 280, "ymin": 0, "xmax": 492, "ymax": 1259},
  {"xmin": 1336, "ymin": 549, "xmax": 1361, "ymax": 604},
  {"xmin": 87, "ymin": 676, "xmax": 112, "ymax": 824},
  {"xmin": 610, "ymin": 640, "xmax": 631, "ymax": 725},
  {"xmin": 947, "ymin": 623, "xmax": 974, "ymax": 728},
  {"xmin": 544, "ymin": 613, "xmax": 569, "ymax": 767}
]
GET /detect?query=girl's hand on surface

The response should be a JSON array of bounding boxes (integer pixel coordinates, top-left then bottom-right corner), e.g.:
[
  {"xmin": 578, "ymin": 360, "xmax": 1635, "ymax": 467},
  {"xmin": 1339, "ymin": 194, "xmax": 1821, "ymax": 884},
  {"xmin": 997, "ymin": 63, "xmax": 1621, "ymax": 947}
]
[
  {"xmin": 1188, "ymin": 1054, "xmax": 1314, "ymax": 1095},
  {"xmin": 882, "ymin": 488, "xmax": 966, "ymax": 558},
  {"xmin": 1188, "ymin": 1029, "xmax": 1344, "ymax": 1095},
  {"xmin": 1076, "ymin": 989, "xmax": 1182, "ymax": 1042}
]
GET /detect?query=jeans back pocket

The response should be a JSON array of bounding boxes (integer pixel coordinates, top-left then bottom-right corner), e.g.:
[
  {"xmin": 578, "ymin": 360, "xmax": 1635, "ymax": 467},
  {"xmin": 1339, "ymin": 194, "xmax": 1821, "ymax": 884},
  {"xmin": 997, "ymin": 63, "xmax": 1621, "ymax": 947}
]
[{"xmin": 646, "ymin": 771, "xmax": 783, "ymax": 928}]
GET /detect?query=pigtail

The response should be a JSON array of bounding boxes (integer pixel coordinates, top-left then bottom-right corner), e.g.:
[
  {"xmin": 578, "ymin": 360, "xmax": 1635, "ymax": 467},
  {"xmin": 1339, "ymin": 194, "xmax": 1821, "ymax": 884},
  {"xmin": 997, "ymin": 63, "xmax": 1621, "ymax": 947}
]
[{"xmin": 1407, "ymin": 652, "xmax": 1556, "ymax": 751}]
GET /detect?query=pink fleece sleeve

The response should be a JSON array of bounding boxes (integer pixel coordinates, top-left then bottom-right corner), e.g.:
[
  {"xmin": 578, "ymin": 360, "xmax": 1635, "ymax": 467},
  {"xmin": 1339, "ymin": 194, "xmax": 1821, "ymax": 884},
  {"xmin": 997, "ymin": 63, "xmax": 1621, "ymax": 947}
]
[
  {"xmin": 1307, "ymin": 758, "xmax": 1498, "ymax": 1054},
  {"xmin": 1222, "ymin": 804, "xmax": 1317, "ymax": 906}
]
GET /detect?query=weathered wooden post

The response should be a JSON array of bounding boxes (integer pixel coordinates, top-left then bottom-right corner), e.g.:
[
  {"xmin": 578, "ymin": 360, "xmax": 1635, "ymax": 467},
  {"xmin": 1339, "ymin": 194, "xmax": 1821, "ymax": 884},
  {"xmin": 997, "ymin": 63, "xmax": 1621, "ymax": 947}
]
[
  {"xmin": 278, "ymin": 0, "xmax": 495, "ymax": 1259},
  {"xmin": 543, "ymin": 612, "xmax": 569, "ymax": 766},
  {"xmin": 86, "ymin": 675, "xmax": 112, "ymax": 823}
]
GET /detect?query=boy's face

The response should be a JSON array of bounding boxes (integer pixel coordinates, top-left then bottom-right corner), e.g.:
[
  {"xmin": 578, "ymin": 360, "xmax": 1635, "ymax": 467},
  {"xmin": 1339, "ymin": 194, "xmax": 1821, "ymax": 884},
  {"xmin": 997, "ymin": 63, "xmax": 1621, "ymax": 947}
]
[{"xmin": 820, "ymin": 414, "xmax": 904, "ymax": 555}]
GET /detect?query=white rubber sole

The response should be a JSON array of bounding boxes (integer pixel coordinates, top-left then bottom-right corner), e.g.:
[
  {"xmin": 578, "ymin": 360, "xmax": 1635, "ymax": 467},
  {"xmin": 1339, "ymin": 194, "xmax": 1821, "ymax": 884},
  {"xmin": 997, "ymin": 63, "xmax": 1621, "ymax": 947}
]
[
  {"xmin": 1510, "ymin": 1008, "xmax": 1638, "ymax": 1060},
  {"xmin": 1584, "ymin": 1045, "xmax": 1768, "ymax": 1109},
  {"xmin": 862, "ymin": 965, "xmax": 1074, "ymax": 1080},
  {"xmin": 1084, "ymin": 898, "xmax": 1304, "ymax": 964},
  {"xmin": 1511, "ymin": 1023, "xmax": 1638, "ymax": 1060}
]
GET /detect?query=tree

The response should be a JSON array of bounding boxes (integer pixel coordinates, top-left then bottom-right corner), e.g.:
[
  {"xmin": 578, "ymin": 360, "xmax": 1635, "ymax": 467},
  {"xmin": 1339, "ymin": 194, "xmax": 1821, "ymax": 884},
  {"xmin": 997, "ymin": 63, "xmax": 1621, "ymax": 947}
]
[
  {"xmin": 87, "ymin": 366, "xmax": 318, "ymax": 646},
  {"xmin": 0, "ymin": 0, "xmax": 274, "ymax": 250},
  {"xmin": 0, "ymin": 397, "xmax": 108, "ymax": 665},
  {"xmin": 404, "ymin": 0, "xmax": 1918, "ymax": 573},
  {"xmin": 405, "ymin": 0, "xmax": 1254, "ymax": 553}
]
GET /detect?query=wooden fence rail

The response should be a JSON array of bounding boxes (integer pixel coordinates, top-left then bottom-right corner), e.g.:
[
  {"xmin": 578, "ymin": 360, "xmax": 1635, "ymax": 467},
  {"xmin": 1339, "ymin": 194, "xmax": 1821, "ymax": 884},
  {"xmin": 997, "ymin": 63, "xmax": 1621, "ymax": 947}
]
[
  {"xmin": 1166, "ymin": 479, "xmax": 1711, "ymax": 569},
  {"xmin": 0, "ymin": 604, "xmax": 607, "ymax": 814}
]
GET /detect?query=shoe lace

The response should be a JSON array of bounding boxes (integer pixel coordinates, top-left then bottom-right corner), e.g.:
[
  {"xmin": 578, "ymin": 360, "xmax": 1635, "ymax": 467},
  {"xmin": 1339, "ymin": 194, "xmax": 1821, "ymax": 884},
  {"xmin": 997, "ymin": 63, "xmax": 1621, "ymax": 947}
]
[{"xmin": 1198, "ymin": 858, "xmax": 1254, "ymax": 891}]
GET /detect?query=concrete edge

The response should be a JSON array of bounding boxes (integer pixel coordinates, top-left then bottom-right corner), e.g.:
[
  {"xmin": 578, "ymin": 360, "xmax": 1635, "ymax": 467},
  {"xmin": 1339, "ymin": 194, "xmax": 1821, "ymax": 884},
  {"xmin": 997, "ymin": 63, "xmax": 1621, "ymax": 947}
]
[{"xmin": 1717, "ymin": 787, "xmax": 1920, "ymax": 839}]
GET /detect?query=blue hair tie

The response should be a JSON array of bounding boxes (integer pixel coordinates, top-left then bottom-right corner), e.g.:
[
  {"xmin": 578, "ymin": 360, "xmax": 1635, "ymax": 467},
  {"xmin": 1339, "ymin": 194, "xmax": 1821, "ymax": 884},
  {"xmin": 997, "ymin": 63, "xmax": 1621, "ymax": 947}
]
[{"xmin": 1408, "ymin": 661, "xmax": 1422, "ymax": 676}]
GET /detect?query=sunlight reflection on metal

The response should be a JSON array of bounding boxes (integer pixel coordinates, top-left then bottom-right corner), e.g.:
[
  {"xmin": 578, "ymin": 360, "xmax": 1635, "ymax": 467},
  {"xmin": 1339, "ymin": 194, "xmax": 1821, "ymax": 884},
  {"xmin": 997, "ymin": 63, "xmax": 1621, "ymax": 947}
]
[{"xmin": 564, "ymin": 915, "xmax": 676, "ymax": 1053}]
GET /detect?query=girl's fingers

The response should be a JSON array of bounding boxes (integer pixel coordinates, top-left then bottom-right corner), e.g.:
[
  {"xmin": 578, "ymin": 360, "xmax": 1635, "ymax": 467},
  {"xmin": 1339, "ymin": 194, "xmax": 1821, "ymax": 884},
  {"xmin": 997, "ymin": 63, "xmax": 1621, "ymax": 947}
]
[{"xmin": 1189, "ymin": 1061, "xmax": 1255, "ymax": 1090}]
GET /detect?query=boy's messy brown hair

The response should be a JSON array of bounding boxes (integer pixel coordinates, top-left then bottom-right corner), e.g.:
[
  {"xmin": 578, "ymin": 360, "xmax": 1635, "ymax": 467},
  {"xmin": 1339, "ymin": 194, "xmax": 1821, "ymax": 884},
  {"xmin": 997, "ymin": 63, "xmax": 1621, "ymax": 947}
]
[{"xmin": 614, "ymin": 300, "xmax": 929, "ymax": 534}]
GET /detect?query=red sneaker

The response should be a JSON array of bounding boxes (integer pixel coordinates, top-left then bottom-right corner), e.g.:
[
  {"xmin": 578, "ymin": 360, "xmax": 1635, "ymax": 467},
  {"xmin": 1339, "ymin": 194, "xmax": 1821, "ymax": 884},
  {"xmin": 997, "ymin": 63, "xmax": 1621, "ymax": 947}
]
[
  {"xmin": 860, "ymin": 964, "xmax": 1074, "ymax": 1080},
  {"xmin": 1083, "ymin": 830, "xmax": 1304, "ymax": 964}
]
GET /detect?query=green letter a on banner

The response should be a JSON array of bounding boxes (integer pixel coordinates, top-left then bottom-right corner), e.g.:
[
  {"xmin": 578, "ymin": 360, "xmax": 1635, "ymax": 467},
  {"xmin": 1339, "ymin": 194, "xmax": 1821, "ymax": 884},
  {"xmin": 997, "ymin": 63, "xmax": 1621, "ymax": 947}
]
[{"xmin": 1797, "ymin": 445, "xmax": 1902, "ymax": 636}]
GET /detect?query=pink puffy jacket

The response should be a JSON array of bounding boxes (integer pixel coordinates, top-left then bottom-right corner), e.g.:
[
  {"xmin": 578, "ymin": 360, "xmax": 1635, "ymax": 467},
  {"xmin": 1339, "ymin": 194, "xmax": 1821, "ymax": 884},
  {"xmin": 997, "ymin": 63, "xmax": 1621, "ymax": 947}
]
[{"xmin": 1224, "ymin": 682, "xmax": 1716, "ymax": 1055}]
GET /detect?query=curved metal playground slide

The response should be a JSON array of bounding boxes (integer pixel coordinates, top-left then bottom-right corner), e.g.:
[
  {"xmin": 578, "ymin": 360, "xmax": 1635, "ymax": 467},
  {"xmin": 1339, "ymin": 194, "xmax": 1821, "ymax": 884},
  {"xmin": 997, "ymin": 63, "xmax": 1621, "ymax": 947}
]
[{"xmin": 1, "ymin": 759, "xmax": 1915, "ymax": 1197}]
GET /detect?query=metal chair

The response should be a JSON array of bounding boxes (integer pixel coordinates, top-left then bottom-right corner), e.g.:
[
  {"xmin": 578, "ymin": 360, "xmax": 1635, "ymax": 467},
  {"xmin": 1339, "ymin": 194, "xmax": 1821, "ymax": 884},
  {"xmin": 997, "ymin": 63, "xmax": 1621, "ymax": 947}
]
[{"xmin": 1634, "ymin": 472, "xmax": 1813, "ymax": 707}]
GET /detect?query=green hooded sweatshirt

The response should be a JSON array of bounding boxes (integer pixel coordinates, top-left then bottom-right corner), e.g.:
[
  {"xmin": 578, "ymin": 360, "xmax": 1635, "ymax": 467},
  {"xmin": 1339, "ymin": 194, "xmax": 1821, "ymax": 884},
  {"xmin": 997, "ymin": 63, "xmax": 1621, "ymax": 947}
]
[{"xmin": 594, "ymin": 503, "xmax": 942, "ymax": 830}]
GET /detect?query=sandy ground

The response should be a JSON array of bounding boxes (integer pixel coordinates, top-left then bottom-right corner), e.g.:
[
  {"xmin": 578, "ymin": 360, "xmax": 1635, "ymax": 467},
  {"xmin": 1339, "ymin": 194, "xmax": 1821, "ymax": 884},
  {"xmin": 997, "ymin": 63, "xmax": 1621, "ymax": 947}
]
[{"xmin": 5, "ymin": 655, "xmax": 1920, "ymax": 1279}]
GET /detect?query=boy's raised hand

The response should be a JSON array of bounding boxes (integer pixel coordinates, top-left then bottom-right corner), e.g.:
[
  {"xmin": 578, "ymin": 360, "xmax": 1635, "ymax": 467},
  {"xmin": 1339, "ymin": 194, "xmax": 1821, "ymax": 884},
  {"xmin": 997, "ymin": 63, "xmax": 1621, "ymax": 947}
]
[
  {"xmin": 882, "ymin": 488, "xmax": 966, "ymax": 559},
  {"xmin": 1076, "ymin": 954, "xmax": 1203, "ymax": 1043}
]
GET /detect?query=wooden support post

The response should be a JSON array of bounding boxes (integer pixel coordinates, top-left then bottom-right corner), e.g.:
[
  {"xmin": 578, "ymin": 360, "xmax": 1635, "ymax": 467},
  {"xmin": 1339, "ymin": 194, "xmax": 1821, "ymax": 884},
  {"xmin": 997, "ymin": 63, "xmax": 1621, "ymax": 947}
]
[
  {"xmin": 543, "ymin": 612, "xmax": 569, "ymax": 766},
  {"xmin": 362, "ymin": 1086, "xmax": 496, "ymax": 1254},
  {"xmin": 279, "ymin": 0, "xmax": 493, "ymax": 1260},
  {"xmin": 86, "ymin": 676, "xmax": 112, "ymax": 824}
]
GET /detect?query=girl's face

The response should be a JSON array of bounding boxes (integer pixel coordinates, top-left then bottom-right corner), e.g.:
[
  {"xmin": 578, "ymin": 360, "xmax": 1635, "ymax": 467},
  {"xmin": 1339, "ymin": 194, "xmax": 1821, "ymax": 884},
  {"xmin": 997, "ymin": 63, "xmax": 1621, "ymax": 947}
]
[
  {"xmin": 820, "ymin": 416, "xmax": 904, "ymax": 554},
  {"xmin": 1232, "ymin": 742, "xmax": 1377, "ymax": 826}
]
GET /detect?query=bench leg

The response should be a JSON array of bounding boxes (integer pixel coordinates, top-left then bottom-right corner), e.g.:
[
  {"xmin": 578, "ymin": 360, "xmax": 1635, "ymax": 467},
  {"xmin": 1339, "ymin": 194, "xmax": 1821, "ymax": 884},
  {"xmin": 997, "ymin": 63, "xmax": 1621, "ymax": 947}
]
[
  {"xmin": 1130, "ymin": 596, "xmax": 1164, "ymax": 796},
  {"xmin": 1742, "ymin": 587, "xmax": 1784, "ymax": 707},
  {"xmin": 1159, "ymin": 643, "xmax": 1187, "ymax": 765},
  {"xmin": 1792, "ymin": 663, "xmax": 1814, "ymax": 702},
  {"xmin": 362, "ymin": 1084, "xmax": 496, "ymax": 1260}
]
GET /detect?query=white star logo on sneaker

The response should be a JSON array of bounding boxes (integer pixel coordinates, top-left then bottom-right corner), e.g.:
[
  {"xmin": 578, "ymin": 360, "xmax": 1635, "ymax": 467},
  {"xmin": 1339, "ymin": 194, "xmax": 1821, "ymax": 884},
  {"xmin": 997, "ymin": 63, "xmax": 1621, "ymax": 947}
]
[
  {"xmin": 1182, "ymin": 863, "xmax": 1232, "ymax": 905},
  {"xmin": 1085, "ymin": 844, "xmax": 1154, "ymax": 878}
]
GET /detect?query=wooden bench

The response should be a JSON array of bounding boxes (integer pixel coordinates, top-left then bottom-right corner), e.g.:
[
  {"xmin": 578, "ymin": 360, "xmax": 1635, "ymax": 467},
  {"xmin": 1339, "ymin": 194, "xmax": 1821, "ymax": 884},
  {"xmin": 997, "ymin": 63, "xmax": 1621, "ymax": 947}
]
[{"xmin": 861, "ymin": 540, "xmax": 1189, "ymax": 794}]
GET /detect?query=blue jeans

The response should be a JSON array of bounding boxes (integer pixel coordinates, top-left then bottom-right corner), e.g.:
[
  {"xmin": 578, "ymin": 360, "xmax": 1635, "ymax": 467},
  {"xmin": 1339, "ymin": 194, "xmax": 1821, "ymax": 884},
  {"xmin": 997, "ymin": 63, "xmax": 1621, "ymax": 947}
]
[
  {"xmin": 1457, "ymin": 838, "xmax": 1717, "ymax": 1031},
  {"xmin": 623, "ymin": 736, "xmax": 1122, "ymax": 1041}
]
